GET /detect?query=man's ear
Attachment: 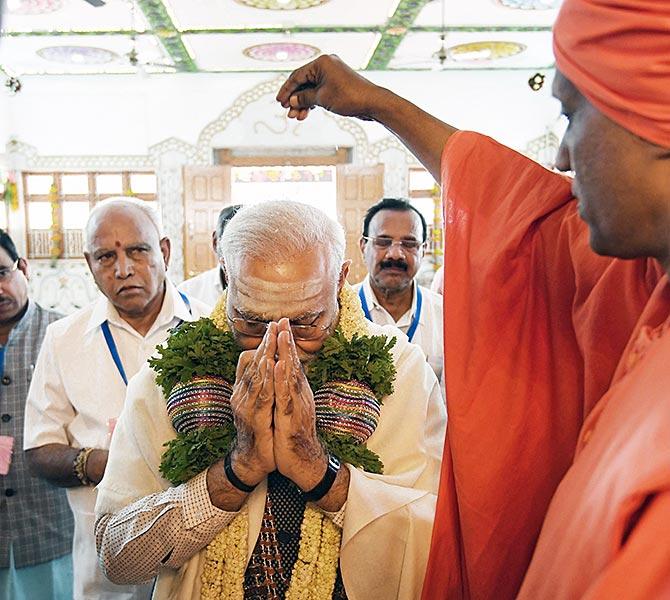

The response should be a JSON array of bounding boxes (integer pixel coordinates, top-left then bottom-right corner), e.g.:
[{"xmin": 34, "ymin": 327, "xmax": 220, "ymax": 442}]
[
  {"xmin": 338, "ymin": 260, "xmax": 351, "ymax": 291},
  {"xmin": 84, "ymin": 251, "xmax": 93, "ymax": 273},
  {"xmin": 160, "ymin": 237, "xmax": 171, "ymax": 270},
  {"xmin": 17, "ymin": 257, "xmax": 30, "ymax": 281},
  {"xmin": 211, "ymin": 230, "xmax": 218, "ymax": 256},
  {"xmin": 220, "ymin": 259, "xmax": 230, "ymax": 285},
  {"xmin": 358, "ymin": 237, "xmax": 366, "ymax": 256}
]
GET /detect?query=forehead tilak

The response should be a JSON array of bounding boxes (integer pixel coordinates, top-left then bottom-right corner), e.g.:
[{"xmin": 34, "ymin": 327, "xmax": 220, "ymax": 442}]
[{"xmin": 231, "ymin": 275, "xmax": 327, "ymax": 316}]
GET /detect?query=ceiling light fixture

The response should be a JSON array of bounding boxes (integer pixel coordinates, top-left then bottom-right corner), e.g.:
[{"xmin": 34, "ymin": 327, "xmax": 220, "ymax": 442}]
[
  {"xmin": 448, "ymin": 41, "xmax": 526, "ymax": 62},
  {"xmin": 36, "ymin": 45, "xmax": 118, "ymax": 65},
  {"xmin": 7, "ymin": 0, "xmax": 63, "ymax": 14},
  {"xmin": 495, "ymin": 0, "xmax": 561, "ymax": 9},
  {"xmin": 235, "ymin": 0, "xmax": 330, "ymax": 10},
  {"xmin": 243, "ymin": 42, "xmax": 319, "ymax": 62}
]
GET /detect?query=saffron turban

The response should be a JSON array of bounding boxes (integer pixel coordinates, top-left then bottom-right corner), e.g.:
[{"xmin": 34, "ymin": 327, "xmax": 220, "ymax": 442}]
[{"xmin": 553, "ymin": 0, "xmax": 670, "ymax": 148}]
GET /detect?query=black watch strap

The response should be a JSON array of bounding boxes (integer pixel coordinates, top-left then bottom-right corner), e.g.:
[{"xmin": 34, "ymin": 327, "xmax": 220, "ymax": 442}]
[
  {"xmin": 224, "ymin": 452, "xmax": 257, "ymax": 493},
  {"xmin": 303, "ymin": 454, "xmax": 341, "ymax": 502}
]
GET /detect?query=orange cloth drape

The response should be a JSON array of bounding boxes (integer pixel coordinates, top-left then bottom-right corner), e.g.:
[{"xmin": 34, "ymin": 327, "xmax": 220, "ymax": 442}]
[
  {"xmin": 421, "ymin": 131, "xmax": 664, "ymax": 599},
  {"xmin": 553, "ymin": 0, "xmax": 670, "ymax": 149}
]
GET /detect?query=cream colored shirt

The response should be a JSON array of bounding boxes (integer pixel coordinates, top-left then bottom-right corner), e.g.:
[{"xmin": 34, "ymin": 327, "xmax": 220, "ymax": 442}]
[
  {"xmin": 95, "ymin": 321, "xmax": 446, "ymax": 600},
  {"xmin": 23, "ymin": 282, "xmax": 210, "ymax": 600},
  {"xmin": 354, "ymin": 277, "xmax": 444, "ymax": 382},
  {"xmin": 177, "ymin": 267, "xmax": 224, "ymax": 308}
]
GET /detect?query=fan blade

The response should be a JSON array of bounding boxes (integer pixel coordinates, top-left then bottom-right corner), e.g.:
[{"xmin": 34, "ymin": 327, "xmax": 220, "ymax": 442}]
[{"xmin": 83, "ymin": 0, "xmax": 106, "ymax": 6}]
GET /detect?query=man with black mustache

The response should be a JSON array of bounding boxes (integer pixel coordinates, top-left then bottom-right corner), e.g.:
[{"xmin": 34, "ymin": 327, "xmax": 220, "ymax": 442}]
[{"xmin": 355, "ymin": 198, "xmax": 443, "ymax": 383}]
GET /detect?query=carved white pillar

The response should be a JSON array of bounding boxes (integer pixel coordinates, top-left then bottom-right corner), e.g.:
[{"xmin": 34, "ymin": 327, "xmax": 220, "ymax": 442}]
[
  {"xmin": 379, "ymin": 146, "xmax": 410, "ymax": 198},
  {"xmin": 157, "ymin": 150, "xmax": 188, "ymax": 284}
]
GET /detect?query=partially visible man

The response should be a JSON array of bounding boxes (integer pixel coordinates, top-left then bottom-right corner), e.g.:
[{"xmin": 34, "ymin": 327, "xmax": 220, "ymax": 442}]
[
  {"xmin": 0, "ymin": 230, "xmax": 73, "ymax": 600},
  {"xmin": 355, "ymin": 198, "xmax": 443, "ymax": 382},
  {"xmin": 95, "ymin": 201, "xmax": 446, "ymax": 599},
  {"xmin": 277, "ymin": 2, "xmax": 670, "ymax": 596},
  {"xmin": 24, "ymin": 198, "xmax": 209, "ymax": 600},
  {"xmin": 178, "ymin": 204, "xmax": 241, "ymax": 306}
]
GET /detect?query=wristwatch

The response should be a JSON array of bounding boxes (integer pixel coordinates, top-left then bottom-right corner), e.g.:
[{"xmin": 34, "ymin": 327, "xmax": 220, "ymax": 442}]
[{"xmin": 302, "ymin": 454, "xmax": 341, "ymax": 502}]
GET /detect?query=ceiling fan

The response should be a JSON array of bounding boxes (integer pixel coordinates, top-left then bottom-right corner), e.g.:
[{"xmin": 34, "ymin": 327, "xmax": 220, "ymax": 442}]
[{"xmin": 390, "ymin": 0, "xmax": 449, "ymax": 71}]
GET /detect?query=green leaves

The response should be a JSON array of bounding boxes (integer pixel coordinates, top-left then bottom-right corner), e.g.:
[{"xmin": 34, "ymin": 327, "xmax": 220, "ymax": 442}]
[
  {"xmin": 149, "ymin": 319, "xmax": 241, "ymax": 397},
  {"xmin": 318, "ymin": 431, "xmax": 384, "ymax": 474},
  {"xmin": 152, "ymin": 319, "xmax": 397, "ymax": 484},
  {"xmin": 307, "ymin": 331, "xmax": 397, "ymax": 400},
  {"xmin": 159, "ymin": 424, "xmax": 237, "ymax": 485}
]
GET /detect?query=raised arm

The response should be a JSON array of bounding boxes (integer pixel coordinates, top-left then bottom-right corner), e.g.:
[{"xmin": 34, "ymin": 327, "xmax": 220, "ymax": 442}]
[{"xmin": 276, "ymin": 54, "xmax": 457, "ymax": 182}]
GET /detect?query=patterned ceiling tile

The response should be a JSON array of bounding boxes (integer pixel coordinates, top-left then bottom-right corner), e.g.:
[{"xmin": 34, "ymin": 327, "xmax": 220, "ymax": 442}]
[
  {"xmin": 389, "ymin": 30, "xmax": 552, "ymax": 69},
  {"xmin": 182, "ymin": 31, "xmax": 376, "ymax": 71}
]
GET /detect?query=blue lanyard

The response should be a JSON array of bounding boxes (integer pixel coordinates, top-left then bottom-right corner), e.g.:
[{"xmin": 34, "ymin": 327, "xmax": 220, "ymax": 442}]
[
  {"xmin": 102, "ymin": 292, "xmax": 191, "ymax": 386},
  {"xmin": 358, "ymin": 284, "xmax": 423, "ymax": 343}
]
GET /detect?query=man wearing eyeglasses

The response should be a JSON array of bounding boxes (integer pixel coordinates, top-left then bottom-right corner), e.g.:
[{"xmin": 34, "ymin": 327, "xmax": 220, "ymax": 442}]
[
  {"xmin": 94, "ymin": 201, "xmax": 446, "ymax": 600},
  {"xmin": 355, "ymin": 198, "xmax": 444, "ymax": 384},
  {"xmin": 0, "ymin": 230, "xmax": 74, "ymax": 600}
]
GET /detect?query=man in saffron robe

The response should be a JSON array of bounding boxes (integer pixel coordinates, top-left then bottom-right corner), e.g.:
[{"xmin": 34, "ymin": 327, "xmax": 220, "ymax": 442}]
[{"xmin": 277, "ymin": 0, "xmax": 670, "ymax": 597}]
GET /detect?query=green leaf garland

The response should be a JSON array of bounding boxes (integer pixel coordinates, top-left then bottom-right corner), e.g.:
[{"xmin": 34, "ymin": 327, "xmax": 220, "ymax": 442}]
[
  {"xmin": 151, "ymin": 318, "xmax": 396, "ymax": 486},
  {"xmin": 149, "ymin": 318, "xmax": 241, "ymax": 398}
]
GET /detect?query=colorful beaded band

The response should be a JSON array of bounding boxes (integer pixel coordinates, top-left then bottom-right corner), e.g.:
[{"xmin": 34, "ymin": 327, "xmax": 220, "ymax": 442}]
[
  {"xmin": 314, "ymin": 380, "xmax": 380, "ymax": 443},
  {"xmin": 166, "ymin": 376, "xmax": 234, "ymax": 434}
]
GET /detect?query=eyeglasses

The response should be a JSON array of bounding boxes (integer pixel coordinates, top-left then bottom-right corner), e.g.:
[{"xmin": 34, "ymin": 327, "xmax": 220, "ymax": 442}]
[
  {"xmin": 0, "ymin": 260, "xmax": 19, "ymax": 282},
  {"xmin": 362, "ymin": 236, "xmax": 425, "ymax": 251},
  {"xmin": 227, "ymin": 314, "xmax": 332, "ymax": 341}
]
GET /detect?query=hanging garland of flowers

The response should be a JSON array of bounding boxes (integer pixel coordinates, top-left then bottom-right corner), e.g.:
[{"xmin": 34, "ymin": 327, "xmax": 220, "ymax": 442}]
[
  {"xmin": 149, "ymin": 282, "xmax": 396, "ymax": 599},
  {"xmin": 1, "ymin": 172, "xmax": 18, "ymax": 212},
  {"xmin": 49, "ymin": 183, "xmax": 62, "ymax": 260}
]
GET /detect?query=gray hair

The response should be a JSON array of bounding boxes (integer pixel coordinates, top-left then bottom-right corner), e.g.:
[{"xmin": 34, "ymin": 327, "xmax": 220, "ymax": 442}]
[
  {"xmin": 219, "ymin": 201, "xmax": 345, "ymax": 278},
  {"xmin": 84, "ymin": 197, "xmax": 164, "ymax": 253}
]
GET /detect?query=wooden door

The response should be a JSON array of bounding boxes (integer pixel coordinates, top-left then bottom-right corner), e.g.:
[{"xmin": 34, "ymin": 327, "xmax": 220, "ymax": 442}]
[
  {"xmin": 182, "ymin": 166, "xmax": 231, "ymax": 279},
  {"xmin": 336, "ymin": 164, "xmax": 384, "ymax": 284}
]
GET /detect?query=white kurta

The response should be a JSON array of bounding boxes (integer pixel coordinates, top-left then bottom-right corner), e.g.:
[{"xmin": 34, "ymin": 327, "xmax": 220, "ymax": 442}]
[
  {"xmin": 23, "ymin": 283, "xmax": 211, "ymax": 600},
  {"xmin": 95, "ymin": 321, "xmax": 446, "ymax": 600},
  {"xmin": 177, "ymin": 267, "xmax": 224, "ymax": 308},
  {"xmin": 354, "ymin": 277, "xmax": 444, "ymax": 382}
]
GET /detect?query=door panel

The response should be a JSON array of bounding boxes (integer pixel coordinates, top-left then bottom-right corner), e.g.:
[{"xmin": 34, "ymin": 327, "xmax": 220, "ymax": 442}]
[
  {"xmin": 336, "ymin": 164, "xmax": 384, "ymax": 284},
  {"xmin": 183, "ymin": 166, "xmax": 232, "ymax": 279}
]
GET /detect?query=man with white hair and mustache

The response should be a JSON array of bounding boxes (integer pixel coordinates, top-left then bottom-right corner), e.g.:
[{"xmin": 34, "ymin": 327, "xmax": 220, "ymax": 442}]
[
  {"xmin": 24, "ymin": 198, "xmax": 209, "ymax": 600},
  {"xmin": 94, "ymin": 200, "xmax": 446, "ymax": 599}
]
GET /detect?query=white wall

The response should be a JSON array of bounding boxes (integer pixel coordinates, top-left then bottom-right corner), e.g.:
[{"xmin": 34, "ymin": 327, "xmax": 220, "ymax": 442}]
[{"xmin": 1, "ymin": 68, "xmax": 559, "ymax": 157}]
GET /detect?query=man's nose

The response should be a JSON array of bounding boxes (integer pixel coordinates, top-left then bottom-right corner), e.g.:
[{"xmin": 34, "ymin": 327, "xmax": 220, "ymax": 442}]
[
  {"xmin": 554, "ymin": 140, "xmax": 572, "ymax": 173},
  {"xmin": 385, "ymin": 242, "xmax": 406, "ymax": 260},
  {"xmin": 115, "ymin": 255, "xmax": 134, "ymax": 279}
]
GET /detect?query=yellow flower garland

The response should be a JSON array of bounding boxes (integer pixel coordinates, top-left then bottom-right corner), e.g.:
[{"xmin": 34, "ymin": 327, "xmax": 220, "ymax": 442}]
[{"xmin": 202, "ymin": 282, "xmax": 367, "ymax": 599}]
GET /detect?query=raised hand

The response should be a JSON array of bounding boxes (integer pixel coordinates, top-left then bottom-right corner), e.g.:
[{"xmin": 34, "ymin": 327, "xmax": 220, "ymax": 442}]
[
  {"xmin": 276, "ymin": 54, "xmax": 385, "ymax": 122},
  {"xmin": 272, "ymin": 318, "xmax": 327, "ymax": 491},
  {"xmin": 229, "ymin": 322, "xmax": 278, "ymax": 487}
]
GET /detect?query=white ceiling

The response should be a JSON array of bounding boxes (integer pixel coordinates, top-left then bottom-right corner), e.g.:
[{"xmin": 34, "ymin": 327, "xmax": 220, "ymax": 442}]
[
  {"xmin": 0, "ymin": 0, "xmax": 561, "ymax": 76},
  {"xmin": 168, "ymin": 0, "xmax": 400, "ymax": 29}
]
